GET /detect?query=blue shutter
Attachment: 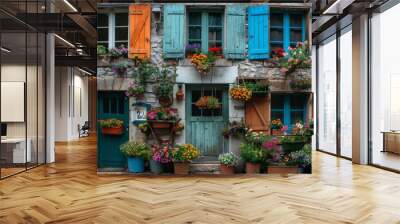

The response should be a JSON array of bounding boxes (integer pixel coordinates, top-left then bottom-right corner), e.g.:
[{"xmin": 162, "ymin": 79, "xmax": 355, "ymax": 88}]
[
  {"xmin": 163, "ymin": 4, "xmax": 185, "ymax": 59},
  {"xmin": 283, "ymin": 13, "xmax": 290, "ymax": 52},
  {"xmin": 247, "ymin": 5, "xmax": 270, "ymax": 60},
  {"xmin": 225, "ymin": 5, "xmax": 246, "ymax": 59}
]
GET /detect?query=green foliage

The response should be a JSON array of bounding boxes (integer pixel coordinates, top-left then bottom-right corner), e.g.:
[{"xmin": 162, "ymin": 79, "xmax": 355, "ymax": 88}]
[
  {"xmin": 97, "ymin": 45, "xmax": 107, "ymax": 56},
  {"xmin": 239, "ymin": 143, "xmax": 265, "ymax": 163},
  {"xmin": 279, "ymin": 135, "xmax": 307, "ymax": 144},
  {"xmin": 172, "ymin": 144, "xmax": 200, "ymax": 162},
  {"xmin": 218, "ymin": 152, "xmax": 239, "ymax": 167},
  {"xmin": 243, "ymin": 81, "xmax": 270, "ymax": 93},
  {"xmin": 99, "ymin": 119, "xmax": 123, "ymax": 128},
  {"xmin": 286, "ymin": 144, "xmax": 311, "ymax": 167},
  {"xmin": 153, "ymin": 66, "xmax": 177, "ymax": 99},
  {"xmin": 290, "ymin": 77, "xmax": 311, "ymax": 90},
  {"xmin": 134, "ymin": 61, "xmax": 159, "ymax": 85},
  {"xmin": 244, "ymin": 132, "xmax": 270, "ymax": 147},
  {"xmin": 120, "ymin": 141, "xmax": 151, "ymax": 159},
  {"xmin": 222, "ymin": 120, "xmax": 248, "ymax": 138}
]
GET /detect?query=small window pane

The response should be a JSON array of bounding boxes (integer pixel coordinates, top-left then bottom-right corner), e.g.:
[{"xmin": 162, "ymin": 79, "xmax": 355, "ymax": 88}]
[
  {"xmin": 290, "ymin": 30, "xmax": 302, "ymax": 43},
  {"xmin": 98, "ymin": 14, "xmax": 108, "ymax": 27},
  {"xmin": 271, "ymin": 13, "xmax": 283, "ymax": 27},
  {"xmin": 203, "ymin": 89, "xmax": 212, "ymax": 97},
  {"xmin": 189, "ymin": 12, "xmax": 201, "ymax": 25},
  {"xmin": 271, "ymin": 111, "xmax": 284, "ymax": 121},
  {"xmin": 271, "ymin": 28, "xmax": 283, "ymax": 42},
  {"xmin": 209, "ymin": 28, "xmax": 222, "ymax": 47},
  {"xmin": 115, "ymin": 42, "xmax": 128, "ymax": 48},
  {"xmin": 203, "ymin": 108, "xmax": 212, "ymax": 116},
  {"xmin": 189, "ymin": 27, "xmax": 201, "ymax": 40},
  {"xmin": 290, "ymin": 14, "xmax": 303, "ymax": 27},
  {"xmin": 115, "ymin": 27, "xmax": 128, "ymax": 41},
  {"xmin": 271, "ymin": 95, "xmax": 285, "ymax": 109},
  {"xmin": 98, "ymin": 28, "xmax": 108, "ymax": 41},
  {"xmin": 103, "ymin": 97, "xmax": 109, "ymax": 113},
  {"xmin": 209, "ymin": 13, "xmax": 222, "ymax": 26},
  {"xmin": 115, "ymin": 13, "xmax": 128, "ymax": 26},
  {"xmin": 290, "ymin": 95, "xmax": 306, "ymax": 109},
  {"xmin": 192, "ymin": 90, "xmax": 201, "ymax": 103}
]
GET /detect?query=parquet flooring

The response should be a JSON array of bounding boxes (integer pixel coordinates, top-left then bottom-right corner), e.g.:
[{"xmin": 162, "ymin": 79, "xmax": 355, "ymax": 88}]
[{"xmin": 1, "ymin": 135, "xmax": 400, "ymax": 224}]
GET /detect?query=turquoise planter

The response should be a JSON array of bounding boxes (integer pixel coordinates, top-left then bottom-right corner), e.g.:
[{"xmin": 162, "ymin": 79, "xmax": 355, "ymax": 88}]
[
  {"xmin": 127, "ymin": 157, "xmax": 145, "ymax": 173},
  {"xmin": 149, "ymin": 160, "xmax": 163, "ymax": 174}
]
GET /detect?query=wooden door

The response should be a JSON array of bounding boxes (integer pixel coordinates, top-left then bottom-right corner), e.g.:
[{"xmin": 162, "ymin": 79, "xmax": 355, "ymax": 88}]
[
  {"xmin": 185, "ymin": 85, "xmax": 229, "ymax": 157},
  {"xmin": 245, "ymin": 95, "xmax": 270, "ymax": 133},
  {"xmin": 97, "ymin": 91, "xmax": 129, "ymax": 168}
]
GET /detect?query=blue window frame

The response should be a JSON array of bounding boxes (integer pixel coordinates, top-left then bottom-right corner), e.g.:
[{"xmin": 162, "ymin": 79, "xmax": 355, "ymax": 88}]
[
  {"xmin": 270, "ymin": 11, "xmax": 306, "ymax": 55},
  {"xmin": 271, "ymin": 94, "xmax": 307, "ymax": 130},
  {"xmin": 187, "ymin": 11, "xmax": 224, "ymax": 53}
]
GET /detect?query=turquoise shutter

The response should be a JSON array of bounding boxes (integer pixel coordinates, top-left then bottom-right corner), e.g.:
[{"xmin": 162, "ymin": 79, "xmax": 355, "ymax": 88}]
[
  {"xmin": 247, "ymin": 5, "xmax": 270, "ymax": 60},
  {"xmin": 163, "ymin": 4, "xmax": 185, "ymax": 59},
  {"xmin": 225, "ymin": 5, "xmax": 246, "ymax": 59}
]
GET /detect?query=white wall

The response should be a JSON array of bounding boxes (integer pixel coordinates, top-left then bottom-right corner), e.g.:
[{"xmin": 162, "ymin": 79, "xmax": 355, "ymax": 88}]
[{"xmin": 55, "ymin": 67, "xmax": 89, "ymax": 141}]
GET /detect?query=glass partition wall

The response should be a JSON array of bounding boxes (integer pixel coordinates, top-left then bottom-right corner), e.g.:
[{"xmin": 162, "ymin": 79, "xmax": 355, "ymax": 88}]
[
  {"xmin": 316, "ymin": 25, "xmax": 353, "ymax": 159},
  {"xmin": 0, "ymin": 3, "xmax": 46, "ymax": 179}
]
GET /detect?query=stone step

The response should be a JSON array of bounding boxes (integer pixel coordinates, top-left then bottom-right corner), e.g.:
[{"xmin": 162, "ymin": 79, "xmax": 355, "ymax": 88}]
[{"xmin": 190, "ymin": 163, "xmax": 221, "ymax": 174}]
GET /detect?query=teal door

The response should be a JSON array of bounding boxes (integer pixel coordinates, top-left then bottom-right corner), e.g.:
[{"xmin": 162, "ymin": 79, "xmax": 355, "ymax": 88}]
[
  {"xmin": 97, "ymin": 91, "xmax": 129, "ymax": 168},
  {"xmin": 186, "ymin": 85, "xmax": 229, "ymax": 157}
]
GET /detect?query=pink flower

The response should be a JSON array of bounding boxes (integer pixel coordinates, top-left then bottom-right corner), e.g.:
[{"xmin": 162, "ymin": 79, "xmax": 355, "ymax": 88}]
[{"xmin": 280, "ymin": 125, "xmax": 288, "ymax": 132}]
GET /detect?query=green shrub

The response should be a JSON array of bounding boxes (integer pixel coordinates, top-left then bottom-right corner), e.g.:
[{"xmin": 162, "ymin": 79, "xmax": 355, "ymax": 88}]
[
  {"xmin": 239, "ymin": 143, "xmax": 265, "ymax": 163},
  {"xmin": 120, "ymin": 141, "xmax": 151, "ymax": 159},
  {"xmin": 286, "ymin": 144, "xmax": 311, "ymax": 167},
  {"xmin": 99, "ymin": 119, "xmax": 123, "ymax": 128},
  {"xmin": 218, "ymin": 152, "xmax": 239, "ymax": 167}
]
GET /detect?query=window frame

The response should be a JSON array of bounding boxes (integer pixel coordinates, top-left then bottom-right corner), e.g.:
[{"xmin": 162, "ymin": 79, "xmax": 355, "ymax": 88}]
[
  {"xmin": 270, "ymin": 11, "xmax": 306, "ymax": 53},
  {"xmin": 186, "ymin": 9, "xmax": 225, "ymax": 54},
  {"xmin": 271, "ymin": 94, "xmax": 307, "ymax": 129},
  {"xmin": 97, "ymin": 12, "xmax": 129, "ymax": 49}
]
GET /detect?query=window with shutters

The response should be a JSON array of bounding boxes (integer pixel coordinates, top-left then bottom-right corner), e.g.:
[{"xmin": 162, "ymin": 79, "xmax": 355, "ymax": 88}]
[
  {"xmin": 271, "ymin": 94, "xmax": 307, "ymax": 130},
  {"xmin": 270, "ymin": 11, "xmax": 306, "ymax": 56},
  {"xmin": 187, "ymin": 11, "xmax": 224, "ymax": 54},
  {"xmin": 97, "ymin": 12, "xmax": 129, "ymax": 49}
]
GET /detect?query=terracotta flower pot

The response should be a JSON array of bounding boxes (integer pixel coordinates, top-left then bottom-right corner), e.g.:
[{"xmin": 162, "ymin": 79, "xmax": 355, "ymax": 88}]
[
  {"xmin": 220, "ymin": 164, "xmax": 235, "ymax": 175},
  {"xmin": 102, "ymin": 127, "xmax": 124, "ymax": 135},
  {"xmin": 271, "ymin": 129, "xmax": 283, "ymax": 136},
  {"xmin": 176, "ymin": 90, "xmax": 184, "ymax": 101},
  {"xmin": 267, "ymin": 166, "xmax": 298, "ymax": 174},
  {"xmin": 246, "ymin": 162, "xmax": 261, "ymax": 174},
  {"xmin": 151, "ymin": 121, "xmax": 171, "ymax": 129},
  {"xmin": 159, "ymin": 97, "xmax": 173, "ymax": 107},
  {"xmin": 174, "ymin": 162, "xmax": 190, "ymax": 175}
]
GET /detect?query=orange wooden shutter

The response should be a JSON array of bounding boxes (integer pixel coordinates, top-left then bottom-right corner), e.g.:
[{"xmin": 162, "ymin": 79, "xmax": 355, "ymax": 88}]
[
  {"xmin": 129, "ymin": 4, "xmax": 151, "ymax": 59},
  {"xmin": 245, "ymin": 96, "xmax": 270, "ymax": 133}
]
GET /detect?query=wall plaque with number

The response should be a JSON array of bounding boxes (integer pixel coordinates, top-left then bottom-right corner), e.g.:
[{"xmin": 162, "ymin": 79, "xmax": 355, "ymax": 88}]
[{"xmin": 131, "ymin": 102, "xmax": 151, "ymax": 125}]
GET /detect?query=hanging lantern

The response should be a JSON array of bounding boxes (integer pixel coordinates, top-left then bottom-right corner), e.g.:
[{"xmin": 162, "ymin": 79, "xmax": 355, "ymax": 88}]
[{"xmin": 176, "ymin": 84, "xmax": 184, "ymax": 101}]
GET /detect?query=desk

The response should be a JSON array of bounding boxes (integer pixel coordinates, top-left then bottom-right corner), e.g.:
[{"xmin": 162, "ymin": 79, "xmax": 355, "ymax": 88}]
[
  {"xmin": 1, "ymin": 138, "xmax": 31, "ymax": 163},
  {"xmin": 382, "ymin": 131, "xmax": 400, "ymax": 154}
]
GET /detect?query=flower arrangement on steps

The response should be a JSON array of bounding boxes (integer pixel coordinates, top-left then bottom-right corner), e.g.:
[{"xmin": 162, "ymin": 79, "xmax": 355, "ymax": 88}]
[
  {"xmin": 150, "ymin": 144, "xmax": 173, "ymax": 174},
  {"xmin": 120, "ymin": 141, "xmax": 151, "ymax": 173},
  {"xmin": 99, "ymin": 119, "xmax": 124, "ymax": 135},
  {"xmin": 229, "ymin": 86, "xmax": 252, "ymax": 102},
  {"xmin": 194, "ymin": 96, "xmax": 221, "ymax": 110},
  {"xmin": 218, "ymin": 152, "xmax": 239, "ymax": 175},
  {"xmin": 172, "ymin": 144, "xmax": 201, "ymax": 175}
]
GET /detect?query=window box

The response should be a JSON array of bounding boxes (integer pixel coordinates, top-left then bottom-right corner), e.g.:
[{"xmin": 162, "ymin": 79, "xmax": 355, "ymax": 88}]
[{"xmin": 102, "ymin": 127, "xmax": 124, "ymax": 136}]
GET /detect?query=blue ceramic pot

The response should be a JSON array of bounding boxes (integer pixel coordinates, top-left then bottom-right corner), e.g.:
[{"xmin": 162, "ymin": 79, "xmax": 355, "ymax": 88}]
[
  {"xmin": 127, "ymin": 157, "xmax": 145, "ymax": 173},
  {"xmin": 149, "ymin": 160, "xmax": 163, "ymax": 174}
]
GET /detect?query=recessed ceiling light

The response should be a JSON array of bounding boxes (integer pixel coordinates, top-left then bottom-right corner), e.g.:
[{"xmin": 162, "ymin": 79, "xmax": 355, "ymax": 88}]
[
  {"xmin": 1, "ymin": 47, "xmax": 11, "ymax": 53},
  {"xmin": 63, "ymin": 0, "xmax": 78, "ymax": 12}
]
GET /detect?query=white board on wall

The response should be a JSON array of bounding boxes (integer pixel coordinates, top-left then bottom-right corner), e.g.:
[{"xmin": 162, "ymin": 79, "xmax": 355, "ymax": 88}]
[{"xmin": 1, "ymin": 82, "xmax": 25, "ymax": 122}]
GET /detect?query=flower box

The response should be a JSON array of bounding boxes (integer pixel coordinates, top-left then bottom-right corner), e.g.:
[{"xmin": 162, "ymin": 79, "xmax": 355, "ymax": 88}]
[
  {"xmin": 174, "ymin": 162, "xmax": 190, "ymax": 175},
  {"xmin": 149, "ymin": 121, "xmax": 173, "ymax": 129},
  {"xmin": 271, "ymin": 129, "xmax": 284, "ymax": 136},
  {"xmin": 267, "ymin": 165, "xmax": 299, "ymax": 174},
  {"xmin": 102, "ymin": 127, "xmax": 124, "ymax": 135}
]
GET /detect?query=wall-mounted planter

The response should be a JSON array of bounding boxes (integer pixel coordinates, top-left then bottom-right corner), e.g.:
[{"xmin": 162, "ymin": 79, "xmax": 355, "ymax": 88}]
[
  {"xmin": 102, "ymin": 127, "xmax": 124, "ymax": 136},
  {"xmin": 149, "ymin": 120, "xmax": 173, "ymax": 129},
  {"xmin": 267, "ymin": 166, "xmax": 298, "ymax": 174}
]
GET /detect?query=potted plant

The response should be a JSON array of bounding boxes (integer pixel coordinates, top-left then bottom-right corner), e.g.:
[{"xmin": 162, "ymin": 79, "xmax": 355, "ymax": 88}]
[
  {"xmin": 172, "ymin": 144, "xmax": 200, "ymax": 175},
  {"xmin": 229, "ymin": 86, "xmax": 252, "ymax": 102},
  {"xmin": 222, "ymin": 120, "xmax": 248, "ymax": 139},
  {"xmin": 209, "ymin": 47, "xmax": 223, "ymax": 58},
  {"xmin": 261, "ymin": 137, "xmax": 297, "ymax": 174},
  {"xmin": 99, "ymin": 119, "xmax": 124, "ymax": 135},
  {"xmin": 243, "ymin": 81, "xmax": 270, "ymax": 95},
  {"xmin": 271, "ymin": 42, "xmax": 311, "ymax": 77},
  {"xmin": 195, "ymin": 96, "xmax": 221, "ymax": 110},
  {"xmin": 153, "ymin": 67, "xmax": 176, "ymax": 107},
  {"xmin": 286, "ymin": 145, "xmax": 311, "ymax": 174},
  {"xmin": 185, "ymin": 43, "xmax": 201, "ymax": 58},
  {"xmin": 97, "ymin": 45, "xmax": 108, "ymax": 57},
  {"xmin": 125, "ymin": 81, "xmax": 145, "ymax": 99},
  {"xmin": 120, "ymin": 141, "xmax": 151, "ymax": 173},
  {"xmin": 111, "ymin": 61, "xmax": 130, "ymax": 77},
  {"xmin": 279, "ymin": 135, "xmax": 307, "ymax": 154},
  {"xmin": 150, "ymin": 144, "xmax": 173, "ymax": 174},
  {"xmin": 109, "ymin": 45, "xmax": 128, "ymax": 59},
  {"xmin": 271, "ymin": 119, "xmax": 284, "ymax": 136},
  {"xmin": 218, "ymin": 152, "xmax": 239, "ymax": 175},
  {"xmin": 175, "ymin": 122, "xmax": 184, "ymax": 135},
  {"xmin": 146, "ymin": 107, "xmax": 179, "ymax": 129},
  {"xmin": 240, "ymin": 142, "xmax": 264, "ymax": 174},
  {"xmin": 290, "ymin": 77, "xmax": 311, "ymax": 91},
  {"xmin": 190, "ymin": 53, "xmax": 216, "ymax": 75}
]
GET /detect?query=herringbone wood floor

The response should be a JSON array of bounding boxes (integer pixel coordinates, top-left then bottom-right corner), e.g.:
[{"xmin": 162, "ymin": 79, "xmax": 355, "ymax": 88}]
[{"xmin": 1, "ymin": 136, "xmax": 400, "ymax": 224}]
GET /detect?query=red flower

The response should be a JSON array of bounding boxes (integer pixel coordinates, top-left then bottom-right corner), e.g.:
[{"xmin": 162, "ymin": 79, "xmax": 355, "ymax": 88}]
[{"xmin": 209, "ymin": 47, "xmax": 222, "ymax": 53}]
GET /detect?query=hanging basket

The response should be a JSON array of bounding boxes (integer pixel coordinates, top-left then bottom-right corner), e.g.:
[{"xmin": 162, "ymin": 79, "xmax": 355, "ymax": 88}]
[{"xmin": 102, "ymin": 127, "xmax": 124, "ymax": 135}]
